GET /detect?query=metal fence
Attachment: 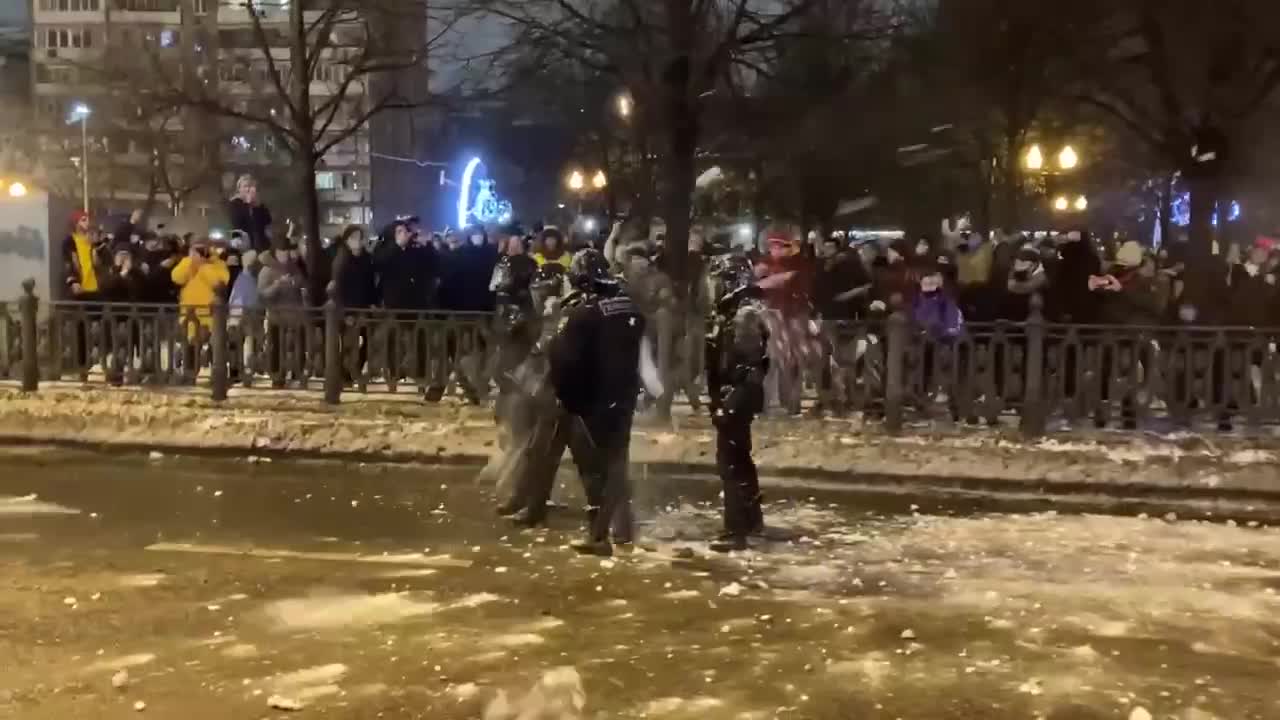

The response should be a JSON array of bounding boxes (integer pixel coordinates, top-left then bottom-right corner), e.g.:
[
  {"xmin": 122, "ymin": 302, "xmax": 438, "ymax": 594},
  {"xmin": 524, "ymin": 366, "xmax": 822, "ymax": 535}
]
[{"xmin": 4, "ymin": 278, "xmax": 1280, "ymax": 437}]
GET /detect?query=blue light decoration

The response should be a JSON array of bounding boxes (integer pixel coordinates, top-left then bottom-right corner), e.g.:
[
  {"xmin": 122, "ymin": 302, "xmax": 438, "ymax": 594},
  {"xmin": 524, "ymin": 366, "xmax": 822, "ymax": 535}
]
[
  {"xmin": 456, "ymin": 156, "xmax": 513, "ymax": 229},
  {"xmin": 1169, "ymin": 191, "xmax": 1241, "ymax": 228}
]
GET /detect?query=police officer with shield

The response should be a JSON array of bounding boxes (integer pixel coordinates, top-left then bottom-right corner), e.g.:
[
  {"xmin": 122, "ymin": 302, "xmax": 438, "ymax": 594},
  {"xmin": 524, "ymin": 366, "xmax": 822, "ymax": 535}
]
[{"xmin": 517, "ymin": 249, "xmax": 645, "ymax": 556}]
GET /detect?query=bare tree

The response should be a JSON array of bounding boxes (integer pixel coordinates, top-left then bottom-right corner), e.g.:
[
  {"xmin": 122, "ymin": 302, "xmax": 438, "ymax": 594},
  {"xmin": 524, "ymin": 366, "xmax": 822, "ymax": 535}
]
[
  {"xmin": 154, "ymin": 0, "xmax": 456, "ymax": 300},
  {"xmin": 1076, "ymin": 0, "xmax": 1280, "ymax": 305},
  {"xmin": 463, "ymin": 0, "xmax": 881, "ymax": 297}
]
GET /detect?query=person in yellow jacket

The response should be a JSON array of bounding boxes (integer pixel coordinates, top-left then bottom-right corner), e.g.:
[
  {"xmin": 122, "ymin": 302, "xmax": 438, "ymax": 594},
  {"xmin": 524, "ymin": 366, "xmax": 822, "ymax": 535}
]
[
  {"xmin": 532, "ymin": 227, "xmax": 572, "ymax": 272},
  {"xmin": 171, "ymin": 237, "xmax": 230, "ymax": 338}
]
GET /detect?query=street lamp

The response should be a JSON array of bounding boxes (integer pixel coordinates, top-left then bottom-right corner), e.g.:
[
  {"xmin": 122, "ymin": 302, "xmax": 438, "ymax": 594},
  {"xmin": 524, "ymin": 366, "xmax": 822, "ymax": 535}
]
[
  {"xmin": 591, "ymin": 170, "xmax": 607, "ymax": 190},
  {"xmin": 1073, "ymin": 195, "xmax": 1088, "ymax": 211},
  {"xmin": 67, "ymin": 102, "xmax": 91, "ymax": 213},
  {"xmin": 1058, "ymin": 145, "xmax": 1079, "ymax": 171},
  {"xmin": 567, "ymin": 170, "xmax": 585, "ymax": 192},
  {"xmin": 1025, "ymin": 144, "xmax": 1045, "ymax": 171},
  {"xmin": 1053, "ymin": 195, "xmax": 1070, "ymax": 212},
  {"xmin": 8, "ymin": 181, "xmax": 27, "ymax": 198},
  {"xmin": 616, "ymin": 93, "xmax": 633, "ymax": 119}
]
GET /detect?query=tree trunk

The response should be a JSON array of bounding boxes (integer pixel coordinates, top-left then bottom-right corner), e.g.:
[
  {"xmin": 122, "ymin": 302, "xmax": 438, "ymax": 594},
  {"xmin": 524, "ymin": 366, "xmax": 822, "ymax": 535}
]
[
  {"xmin": 1184, "ymin": 172, "xmax": 1219, "ymax": 316},
  {"xmin": 1001, "ymin": 132, "xmax": 1022, "ymax": 232},
  {"xmin": 1156, "ymin": 172, "xmax": 1173, "ymax": 248},
  {"xmin": 289, "ymin": 0, "xmax": 327, "ymax": 305},
  {"xmin": 661, "ymin": 115, "xmax": 697, "ymax": 301}
]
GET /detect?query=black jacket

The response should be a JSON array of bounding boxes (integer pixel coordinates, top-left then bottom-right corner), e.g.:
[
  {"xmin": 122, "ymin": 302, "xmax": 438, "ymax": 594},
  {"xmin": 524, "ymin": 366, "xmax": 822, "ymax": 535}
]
[
  {"xmin": 548, "ymin": 285, "xmax": 646, "ymax": 434},
  {"xmin": 333, "ymin": 248, "xmax": 378, "ymax": 309},
  {"xmin": 813, "ymin": 251, "xmax": 870, "ymax": 320},
  {"xmin": 1048, "ymin": 240, "xmax": 1102, "ymax": 323},
  {"xmin": 99, "ymin": 265, "xmax": 145, "ymax": 303},
  {"xmin": 228, "ymin": 198, "xmax": 273, "ymax": 253},
  {"xmin": 706, "ymin": 287, "xmax": 769, "ymax": 420},
  {"xmin": 439, "ymin": 243, "xmax": 498, "ymax": 312},
  {"xmin": 139, "ymin": 249, "xmax": 179, "ymax": 303},
  {"xmin": 376, "ymin": 242, "xmax": 433, "ymax": 310}
]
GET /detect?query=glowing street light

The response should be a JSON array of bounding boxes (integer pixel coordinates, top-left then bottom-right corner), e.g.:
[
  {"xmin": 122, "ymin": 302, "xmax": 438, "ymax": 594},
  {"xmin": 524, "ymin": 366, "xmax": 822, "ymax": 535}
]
[
  {"xmin": 1025, "ymin": 144, "xmax": 1044, "ymax": 171},
  {"xmin": 1074, "ymin": 195, "xmax": 1088, "ymax": 212},
  {"xmin": 67, "ymin": 102, "xmax": 92, "ymax": 213},
  {"xmin": 1058, "ymin": 145, "xmax": 1079, "ymax": 170},
  {"xmin": 591, "ymin": 170, "xmax": 608, "ymax": 190},
  {"xmin": 8, "ymin": 181, "xmax": 28, "ymax": 198},
  {"xmin": 616, "ymin": 93, "xmax": 633, "ymax": 119},
  {"xmin": 567, "ymin": 170, "xmax": 585, "ymax": 191},
  {"xmin": 1053, "ymin": 195, "xmax": 1070, "ymax": 212}
]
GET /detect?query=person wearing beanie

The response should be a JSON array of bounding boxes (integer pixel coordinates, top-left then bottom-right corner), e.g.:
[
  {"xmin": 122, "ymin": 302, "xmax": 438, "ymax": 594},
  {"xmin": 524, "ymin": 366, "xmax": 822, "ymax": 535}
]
[
  {"xmin": 63, "ymin": 210, "xmax": 103, "ymax": 301},
  {"xmin": 534, "ymin": 227, "xmax": 572, "ymax": 271}
]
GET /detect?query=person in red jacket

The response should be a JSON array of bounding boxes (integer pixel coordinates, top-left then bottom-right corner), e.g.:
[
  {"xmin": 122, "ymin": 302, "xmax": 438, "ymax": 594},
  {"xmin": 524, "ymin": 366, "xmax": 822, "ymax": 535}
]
[{"xmin": 754, "ymin": 230, "xmax": 815, "ymax": 415}]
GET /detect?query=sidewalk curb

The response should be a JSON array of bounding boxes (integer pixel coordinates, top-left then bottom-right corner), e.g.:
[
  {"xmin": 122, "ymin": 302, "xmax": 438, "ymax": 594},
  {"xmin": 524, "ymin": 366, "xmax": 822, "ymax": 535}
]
[{"xmin": 5, "ymin": 432, "xmax": 1280, "ymax": 518}]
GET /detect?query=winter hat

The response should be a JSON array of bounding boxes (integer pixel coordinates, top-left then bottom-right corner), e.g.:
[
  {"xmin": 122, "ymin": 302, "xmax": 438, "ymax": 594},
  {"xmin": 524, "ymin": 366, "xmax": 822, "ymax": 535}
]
[{"xmin": 1114, "ymin": 240, "xmax": 1144, "ymax": 269}]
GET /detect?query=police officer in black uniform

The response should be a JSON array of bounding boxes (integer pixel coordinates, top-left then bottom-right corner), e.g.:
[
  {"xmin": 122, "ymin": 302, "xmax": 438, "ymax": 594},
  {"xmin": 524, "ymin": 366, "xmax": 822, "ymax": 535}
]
[
  {"xmin": 705, "ymin": 254, "xmax": 770, "ymax": 552},
  {"xmin": 517, "ymin": 249, "xmax": 645, "ymax": 557},
  {"xmin": 489, "ymin": 238, "xmax": 540, "ymax": 425}
]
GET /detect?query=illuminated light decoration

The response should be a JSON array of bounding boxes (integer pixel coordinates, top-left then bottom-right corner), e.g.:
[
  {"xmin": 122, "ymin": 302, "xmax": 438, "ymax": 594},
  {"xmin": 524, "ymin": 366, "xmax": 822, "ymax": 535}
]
[
  {"xmin": 591, "ymin": 170, "xmax": 607, "ymax": 189},
  {"xmin": 457, "ymin": 157, "xmax": 482, "ymax": 228},
  {"xmin": 567, "ymin": 170, "xmax": 585, "ymax": 191},
  {"xmin": 1053, "ymin": 195, "xmax": 1069, "ymax": 212},
  {"xmin": 1074, "ymin": 195, "xmax": 1088, "ymax": 211},
  {"xmin": 1169, "ymin": 191, "xmax": 1241, "ymax": 227},
  {"xmin": 8, "ymin": 181, "xmax": 27, "ymax": 198},
  {"xmin": 457, "ymin": 157, "xmax": 514, "ymax": 228}
]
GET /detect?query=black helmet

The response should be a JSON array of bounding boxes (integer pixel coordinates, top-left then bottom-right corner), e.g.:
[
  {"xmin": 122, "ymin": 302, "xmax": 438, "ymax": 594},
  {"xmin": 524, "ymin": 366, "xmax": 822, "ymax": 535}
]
[
  {"xmin": 568, "ymin": 248, "xmax": 615, "ymax": 291},
  {"xmin": 706, "ymin": 253, "xmax": 756, "ymax": 305}
]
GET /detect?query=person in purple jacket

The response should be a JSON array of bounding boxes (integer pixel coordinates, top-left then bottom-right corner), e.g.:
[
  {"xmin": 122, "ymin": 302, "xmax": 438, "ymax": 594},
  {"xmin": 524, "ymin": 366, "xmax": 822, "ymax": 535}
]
[{"xmin": 911, "ymin": 257, "xmax": 965, "ymax": 341}]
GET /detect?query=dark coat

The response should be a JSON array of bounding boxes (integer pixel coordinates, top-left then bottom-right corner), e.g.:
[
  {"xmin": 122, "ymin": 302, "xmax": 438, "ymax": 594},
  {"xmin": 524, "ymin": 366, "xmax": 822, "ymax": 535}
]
[
  {"xmin": 813, "ymin": 250, "xmax": 871, "ymax": 320},
  {"xmin": 1226, "ymin": 263, "xmax": 1278, "ymax": 327},
  {"xmin": 438, "ymin": 243, "xmax": 498, "ymax": 312},
  {"xmin": 548, "ymin": 286, "xmax": 646, "ymax": 437},
  {"xmin": 376, "ymin": 242, "xmax": 433, "ymax": 310},
  {"xmin": 228, "ymin": 198, "xmax": 273, "ymax": 253},
  {"xmin": 1047, "ymin": 239, "xmax": 1102, "ymax": 323},
  {"xmin": 333, "ymin": 248, "xmax": 378, "ymax": 309}
]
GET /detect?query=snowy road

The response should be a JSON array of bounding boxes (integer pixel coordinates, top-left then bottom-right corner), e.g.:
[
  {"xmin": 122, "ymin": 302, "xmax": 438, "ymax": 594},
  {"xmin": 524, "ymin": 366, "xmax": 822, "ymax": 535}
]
[{"xmin": 0, "ymin": 450, "xmax": 1277, "ymax": 719}]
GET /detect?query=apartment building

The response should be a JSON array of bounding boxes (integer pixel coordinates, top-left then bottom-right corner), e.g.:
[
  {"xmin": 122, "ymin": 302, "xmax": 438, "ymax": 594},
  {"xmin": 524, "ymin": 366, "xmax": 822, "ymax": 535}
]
[{"xmin": 29, "ymin": 0, "xmax": 383, "ymax": 238}]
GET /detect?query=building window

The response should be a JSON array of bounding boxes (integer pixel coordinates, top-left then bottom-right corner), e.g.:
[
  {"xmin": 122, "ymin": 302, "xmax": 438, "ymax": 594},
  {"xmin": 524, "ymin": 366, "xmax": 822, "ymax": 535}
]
[
  {"xmin": 315, "ymin": 172, "xmax": 336, "ymax": 190},
  {"xmin": 41, "ymin": 28, "xmax": 94, "ymax": 49},
  {"xmin": 114, "ymin": 0, "xmax": 180, "ymax": 10},
  {"xmin": 40, "ymin": 0, "xmax": 102, "ymax": 10},
  {"xmin": 159, "ymin": 29, "xmax": 176, "ymax": 48},
  {"xmin": 193, "ymin": 0, "xmax": 209, "ymax": 13}
]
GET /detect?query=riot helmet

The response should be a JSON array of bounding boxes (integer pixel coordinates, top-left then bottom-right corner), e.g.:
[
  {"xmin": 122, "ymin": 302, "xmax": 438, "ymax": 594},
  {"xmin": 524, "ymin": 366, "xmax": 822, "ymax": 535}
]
[
  {"xmin": 568, "ymin": 248, "xmax": 616, "ymax": 291},
  {"xmin": 706, "ymin": 253, "xmax": 757, "ymax": 306}
]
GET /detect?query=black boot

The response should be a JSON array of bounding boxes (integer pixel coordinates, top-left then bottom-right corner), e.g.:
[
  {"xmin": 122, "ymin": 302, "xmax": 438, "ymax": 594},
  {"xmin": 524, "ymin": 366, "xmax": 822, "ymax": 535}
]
[
  {"xmin": 507, "ymin": 509, "xmax": 546, "ymax": 529},
  {"xmin": 570, "ymin": 538, "xmax": 613, "ymax": 557},
  {"xmin": 709, "ymin": 534, "xmax": 748, "ymax": 553}
]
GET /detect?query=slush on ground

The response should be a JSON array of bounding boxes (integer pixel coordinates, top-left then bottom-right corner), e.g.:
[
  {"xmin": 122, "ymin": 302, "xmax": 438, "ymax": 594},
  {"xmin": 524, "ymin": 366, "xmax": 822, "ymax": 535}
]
[{"xmin": 0, "ymin": 450, "xmax": 1277, "ymax": 719}]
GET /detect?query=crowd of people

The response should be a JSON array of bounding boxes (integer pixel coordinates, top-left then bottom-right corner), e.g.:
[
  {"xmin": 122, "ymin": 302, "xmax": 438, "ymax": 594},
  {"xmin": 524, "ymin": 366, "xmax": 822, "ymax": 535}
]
[{"xmin": 55, "ymin": 171, "xmax": 1280, "ymax": 423}]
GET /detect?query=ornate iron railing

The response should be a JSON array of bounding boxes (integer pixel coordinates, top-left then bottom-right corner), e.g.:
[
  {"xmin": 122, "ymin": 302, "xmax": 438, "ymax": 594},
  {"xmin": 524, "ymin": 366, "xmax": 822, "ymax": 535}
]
[{"xmin": 7, "ymin": 278, "xmax": 1280, "ymax": 436}]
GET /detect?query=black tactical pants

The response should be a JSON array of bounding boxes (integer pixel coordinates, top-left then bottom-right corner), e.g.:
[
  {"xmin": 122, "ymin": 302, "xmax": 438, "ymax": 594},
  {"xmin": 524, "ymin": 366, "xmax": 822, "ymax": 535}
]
[
  {"xmin": 520, "ymin": 407, "xmax": 634, "ymax": 542},
  {"xmin": 715, "ymin": 414, "xmax": 763, "ymax": 536}
]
